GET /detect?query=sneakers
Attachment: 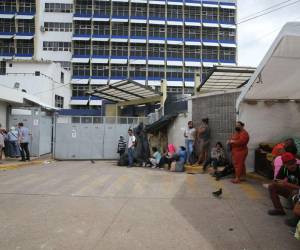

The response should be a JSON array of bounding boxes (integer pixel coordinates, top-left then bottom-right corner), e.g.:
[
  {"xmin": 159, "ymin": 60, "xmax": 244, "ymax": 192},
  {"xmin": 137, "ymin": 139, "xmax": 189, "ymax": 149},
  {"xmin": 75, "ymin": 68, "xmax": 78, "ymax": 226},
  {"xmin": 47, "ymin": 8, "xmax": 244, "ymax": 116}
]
[{"xmin": 268, "ymin": 209, "xmax": 286, "ymax": 216}]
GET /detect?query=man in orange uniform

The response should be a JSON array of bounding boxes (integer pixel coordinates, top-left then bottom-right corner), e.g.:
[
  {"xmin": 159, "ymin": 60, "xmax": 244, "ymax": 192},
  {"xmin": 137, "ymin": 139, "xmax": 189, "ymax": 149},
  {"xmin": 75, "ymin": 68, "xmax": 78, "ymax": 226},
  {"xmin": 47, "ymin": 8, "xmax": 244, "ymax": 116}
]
[{"xmin": 228, "ymin": 121, "xmax": 249, "ymax": 184}]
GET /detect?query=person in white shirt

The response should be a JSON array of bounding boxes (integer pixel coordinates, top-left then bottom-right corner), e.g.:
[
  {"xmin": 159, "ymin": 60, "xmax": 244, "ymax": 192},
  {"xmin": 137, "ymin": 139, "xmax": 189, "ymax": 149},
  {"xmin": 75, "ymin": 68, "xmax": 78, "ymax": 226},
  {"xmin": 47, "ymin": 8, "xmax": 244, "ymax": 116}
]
[
  {"xmin": 184, "ymin": 121, "xmax": 196, "ymax": 164},
  {"xmin": 127, "ymin": 129, "xmax": 136, "ymax": 167}
]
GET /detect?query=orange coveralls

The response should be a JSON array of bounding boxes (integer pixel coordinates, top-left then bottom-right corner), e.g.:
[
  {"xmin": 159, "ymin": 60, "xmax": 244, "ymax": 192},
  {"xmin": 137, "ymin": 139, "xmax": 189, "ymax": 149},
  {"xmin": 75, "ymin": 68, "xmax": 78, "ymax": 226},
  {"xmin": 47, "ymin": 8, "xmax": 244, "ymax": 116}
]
[{"xmin": 231, "ymin": 130, "xmax": 250, "ymax": 179}]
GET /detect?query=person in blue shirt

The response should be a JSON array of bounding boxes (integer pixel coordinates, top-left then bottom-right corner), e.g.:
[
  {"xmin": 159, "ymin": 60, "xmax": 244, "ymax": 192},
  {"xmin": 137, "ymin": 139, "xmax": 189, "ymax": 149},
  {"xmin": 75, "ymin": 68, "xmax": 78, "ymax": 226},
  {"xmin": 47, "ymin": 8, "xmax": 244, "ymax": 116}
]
[
  {"xmin": 18, "ymin": 122, "xmax": 30, "ymax": 161},
  {"xmin": 7, "ymin": 127, "xmax": 20, "ymax": 158},
  {"xmin": 170, "ymin": 146, "xmax": 187, "ymax": 172},
  {"xmin": 149, "ymin": 147, "xmax": 162, "ymax": 168}
]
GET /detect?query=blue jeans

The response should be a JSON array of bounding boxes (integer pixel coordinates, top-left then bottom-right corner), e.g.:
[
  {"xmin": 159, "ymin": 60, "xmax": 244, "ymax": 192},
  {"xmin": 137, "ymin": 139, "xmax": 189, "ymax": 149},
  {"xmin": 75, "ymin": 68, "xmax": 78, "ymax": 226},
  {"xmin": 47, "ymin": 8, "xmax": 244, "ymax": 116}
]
[
  {"xmin": 128, "ymin": 148, "xmax": 134, "ymax": 167},
  {"xmin": 185, "ymin": 139, "xmax": 194, "ymax": 164},
  {"xmin": 8, "ymin": 141, "xmax": 20, "ymax": 157}
]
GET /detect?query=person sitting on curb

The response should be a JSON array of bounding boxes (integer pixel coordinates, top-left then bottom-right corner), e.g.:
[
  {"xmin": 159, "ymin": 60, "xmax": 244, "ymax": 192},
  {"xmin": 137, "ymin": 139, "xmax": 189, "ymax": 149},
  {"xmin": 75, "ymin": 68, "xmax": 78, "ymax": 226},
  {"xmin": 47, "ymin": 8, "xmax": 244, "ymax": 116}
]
[
  {"xmin": 202, "ymin": 142, "xmax": 226, "ymax": 173},
  {"xmin": 268, "ymin": 152, "xmax": 300, "ymax": 216},
  {"xmin": 148, "ymin": 147, "xmax": 162, "ymax": 169}
]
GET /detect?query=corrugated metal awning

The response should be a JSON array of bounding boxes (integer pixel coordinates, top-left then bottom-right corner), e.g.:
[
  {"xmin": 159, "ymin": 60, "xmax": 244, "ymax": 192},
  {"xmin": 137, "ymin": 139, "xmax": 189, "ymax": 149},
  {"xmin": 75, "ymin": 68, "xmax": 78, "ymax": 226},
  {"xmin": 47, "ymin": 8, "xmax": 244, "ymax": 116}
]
[
  {"xmin": 198, "ymin": 66, "xmax": 256, "ymax": 92},
  {"xmin": 89, "ymin": 79, "xmax": 162, "ymax": 103}
]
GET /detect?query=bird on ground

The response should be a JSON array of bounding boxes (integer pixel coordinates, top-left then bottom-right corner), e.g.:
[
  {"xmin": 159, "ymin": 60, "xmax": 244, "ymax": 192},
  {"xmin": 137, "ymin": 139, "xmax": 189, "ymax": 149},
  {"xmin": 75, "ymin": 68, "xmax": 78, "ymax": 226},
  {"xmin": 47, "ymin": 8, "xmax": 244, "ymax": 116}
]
[{"xmin": 212, "ymin": 188, "xmax": 222, "ymax": 198}]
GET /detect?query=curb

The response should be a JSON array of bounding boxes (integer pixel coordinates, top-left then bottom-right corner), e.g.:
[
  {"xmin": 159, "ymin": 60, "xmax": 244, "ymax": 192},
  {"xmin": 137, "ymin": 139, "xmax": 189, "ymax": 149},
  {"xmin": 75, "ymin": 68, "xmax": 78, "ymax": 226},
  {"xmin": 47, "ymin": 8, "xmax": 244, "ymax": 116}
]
[
  {"xmin": 0, "ymin": 160, "xmax": 46, "ymax": 171},
  {"xmin": 246, "ymin": 172, "xmax": 270, "ymax": 182}
]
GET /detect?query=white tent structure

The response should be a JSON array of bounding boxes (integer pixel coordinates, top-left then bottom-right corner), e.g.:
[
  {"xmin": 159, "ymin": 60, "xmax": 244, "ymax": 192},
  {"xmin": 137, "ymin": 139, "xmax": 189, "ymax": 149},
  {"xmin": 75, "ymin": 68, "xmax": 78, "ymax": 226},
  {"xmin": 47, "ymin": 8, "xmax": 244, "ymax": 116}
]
[{"xmin": 237, "ymin": 22, "xmax": 300, "ymax": 170}]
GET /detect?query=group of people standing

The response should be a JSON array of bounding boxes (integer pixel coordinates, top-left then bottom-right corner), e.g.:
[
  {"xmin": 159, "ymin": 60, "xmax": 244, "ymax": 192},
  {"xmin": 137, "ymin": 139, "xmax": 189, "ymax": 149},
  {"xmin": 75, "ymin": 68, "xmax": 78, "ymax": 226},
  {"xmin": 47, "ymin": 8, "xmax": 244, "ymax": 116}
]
[
  {"xmin": 184, "ymin": 119, "xmax": 249, "ymax": 184},
  {"xmin": 0, "ymin": 123, "xmax": 31, "ymax": 163}
]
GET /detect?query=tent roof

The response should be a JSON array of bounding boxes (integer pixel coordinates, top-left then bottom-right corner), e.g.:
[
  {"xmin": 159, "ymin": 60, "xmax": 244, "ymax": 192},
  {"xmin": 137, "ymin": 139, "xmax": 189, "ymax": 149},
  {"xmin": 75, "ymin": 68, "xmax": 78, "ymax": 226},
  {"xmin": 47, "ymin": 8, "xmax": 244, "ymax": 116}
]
[
  {"xmin": 89, "ymin": 79, "xmax": 162, "ymax": 103},
  {"xmin": 237, "ymin": 22, "xmax": 300, "ymax": 106},
  {"xmin": 198, "ymin": 66, "xmax": 255, "ymax": 92},
  {"xmin": 145, "ymin": 114, "xmax": 177, "ymax": 133}
]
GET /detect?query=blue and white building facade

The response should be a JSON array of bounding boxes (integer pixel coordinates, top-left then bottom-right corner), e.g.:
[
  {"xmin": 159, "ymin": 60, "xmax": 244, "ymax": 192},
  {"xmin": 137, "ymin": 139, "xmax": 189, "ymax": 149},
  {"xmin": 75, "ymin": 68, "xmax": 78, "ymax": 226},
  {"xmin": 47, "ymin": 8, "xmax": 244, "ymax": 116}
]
[{"xmin": 0, "ymin": 0, "xmax": 237, "ymax": 108}]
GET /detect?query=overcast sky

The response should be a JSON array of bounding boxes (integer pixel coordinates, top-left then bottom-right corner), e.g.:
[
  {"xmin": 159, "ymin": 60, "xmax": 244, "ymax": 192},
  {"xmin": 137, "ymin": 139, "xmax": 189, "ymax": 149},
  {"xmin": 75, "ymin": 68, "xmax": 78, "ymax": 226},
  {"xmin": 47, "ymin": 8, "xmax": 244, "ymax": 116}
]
[{"xmin": 238, "ymin": 0, "xmax": 300, "ymax": 67}]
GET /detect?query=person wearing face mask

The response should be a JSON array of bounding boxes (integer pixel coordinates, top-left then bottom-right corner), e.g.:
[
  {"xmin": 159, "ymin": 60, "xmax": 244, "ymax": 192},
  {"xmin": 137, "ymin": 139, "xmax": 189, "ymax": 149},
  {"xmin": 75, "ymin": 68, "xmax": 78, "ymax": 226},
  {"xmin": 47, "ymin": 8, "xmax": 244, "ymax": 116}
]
[{"xmin": 227, "ymin": 121, "xmax": 249, "ymax": 184}]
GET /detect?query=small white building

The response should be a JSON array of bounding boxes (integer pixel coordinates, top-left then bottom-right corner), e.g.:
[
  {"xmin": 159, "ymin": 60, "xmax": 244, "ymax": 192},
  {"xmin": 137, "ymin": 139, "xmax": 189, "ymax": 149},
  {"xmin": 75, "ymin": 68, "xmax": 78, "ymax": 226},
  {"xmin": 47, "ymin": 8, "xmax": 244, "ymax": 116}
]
[
  {"xmin": 237, "ymin": 22, "xmax": 300, "ymax": 170},
  {"xmin": 0, "ymin": 60, "xmax": 71, "ymax": 109}
]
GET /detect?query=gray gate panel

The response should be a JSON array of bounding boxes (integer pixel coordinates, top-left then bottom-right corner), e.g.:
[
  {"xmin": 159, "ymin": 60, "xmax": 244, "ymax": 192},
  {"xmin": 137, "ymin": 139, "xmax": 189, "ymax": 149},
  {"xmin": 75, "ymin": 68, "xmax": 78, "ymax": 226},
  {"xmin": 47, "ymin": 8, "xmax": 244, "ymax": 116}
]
[
  {"xmin": 39, "ymin": 116, "xmax": 52, "ymax": 155},
  {"xmin": 54, "ymin": 116, "xmax": 147, "ymax": 160}
]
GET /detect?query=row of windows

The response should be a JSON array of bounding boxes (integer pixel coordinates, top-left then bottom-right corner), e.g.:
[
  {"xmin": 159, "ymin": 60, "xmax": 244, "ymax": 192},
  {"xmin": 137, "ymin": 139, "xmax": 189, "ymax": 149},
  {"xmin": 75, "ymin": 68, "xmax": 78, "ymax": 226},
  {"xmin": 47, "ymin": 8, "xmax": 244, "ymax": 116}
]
[
  {"xmin": 44, "ymin": 22, "xmax": 72, "ymax": 32},
  {"xmin": 74, "ymin": 22, "xmax": 236, "ymax": 41},
  {"xmin": 0, "ymin": 19, "xmax": 35, "ymax": 33},
  {"xmin": 43, "ymin": 42, "xmax": 72, "ymax": 52},
  {"xmin": 0, "ymin": 39, "xmax": 33, "ymax": 54},
  {"xmin": 44, "ymin": 3, "xmax": 73, "ymax": 13},
  {"xmin": 74, "ymin": 2, "xmax": 235, "ymax": 23},
  {"xmin": 73, "ymin": 41, "xmax": 235, "ymax": 59},
  {"xmin": 0, "ymin": 0, "xmax": 35, "ymax": 13},
  {"xmin": 72, "ymin": 64, "xmax": 229, "ymax": 79}
]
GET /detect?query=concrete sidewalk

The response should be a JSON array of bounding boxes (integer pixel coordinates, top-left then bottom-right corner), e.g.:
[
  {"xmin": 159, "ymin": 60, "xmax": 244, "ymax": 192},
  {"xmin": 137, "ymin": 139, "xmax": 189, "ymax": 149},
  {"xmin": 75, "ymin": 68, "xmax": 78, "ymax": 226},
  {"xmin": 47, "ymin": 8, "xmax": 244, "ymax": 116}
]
[{"xmin": 0, "ymin": 161, "xmax": 299, "ymax": 250}]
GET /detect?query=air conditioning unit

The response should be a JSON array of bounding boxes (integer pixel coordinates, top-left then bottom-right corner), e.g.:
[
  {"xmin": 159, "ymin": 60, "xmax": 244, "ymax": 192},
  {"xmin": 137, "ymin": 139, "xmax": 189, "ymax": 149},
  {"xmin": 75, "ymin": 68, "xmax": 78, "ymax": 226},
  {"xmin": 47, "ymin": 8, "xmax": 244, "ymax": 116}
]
[{"xmin": 40, "ymin": 26, "xmax": 45, "ymax": 32}]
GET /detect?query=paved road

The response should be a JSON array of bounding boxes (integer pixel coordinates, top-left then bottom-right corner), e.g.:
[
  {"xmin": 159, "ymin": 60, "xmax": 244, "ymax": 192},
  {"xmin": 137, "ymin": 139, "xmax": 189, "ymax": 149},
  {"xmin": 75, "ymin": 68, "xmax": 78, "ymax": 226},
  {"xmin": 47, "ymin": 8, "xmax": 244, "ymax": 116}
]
[{"xmin": 0, "ymin": 161, "xmax": 299, "ymax": 250}]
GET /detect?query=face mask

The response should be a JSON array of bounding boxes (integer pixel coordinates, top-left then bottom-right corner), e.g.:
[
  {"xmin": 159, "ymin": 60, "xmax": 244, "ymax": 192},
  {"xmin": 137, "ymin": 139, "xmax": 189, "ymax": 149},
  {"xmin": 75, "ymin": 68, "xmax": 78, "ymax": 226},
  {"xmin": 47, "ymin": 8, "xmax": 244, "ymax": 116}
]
[{"xmin": 235, "ymin": 127, "xmax": 241, "ymax": 132}]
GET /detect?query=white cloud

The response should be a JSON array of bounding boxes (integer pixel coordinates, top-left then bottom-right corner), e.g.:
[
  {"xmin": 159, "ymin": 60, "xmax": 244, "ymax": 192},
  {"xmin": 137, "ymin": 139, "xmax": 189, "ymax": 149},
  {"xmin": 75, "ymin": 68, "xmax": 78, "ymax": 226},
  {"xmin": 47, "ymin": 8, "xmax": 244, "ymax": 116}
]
[{"xmin": 238, "ymin": 0, "xmax": 300, "ymax": 67}]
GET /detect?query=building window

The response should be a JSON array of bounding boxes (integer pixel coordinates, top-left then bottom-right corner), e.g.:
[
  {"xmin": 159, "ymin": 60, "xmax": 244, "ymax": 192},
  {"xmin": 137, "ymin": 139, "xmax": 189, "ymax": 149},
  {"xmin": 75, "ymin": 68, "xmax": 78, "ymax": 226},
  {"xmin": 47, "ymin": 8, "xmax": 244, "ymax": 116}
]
[
  {"xmin": 94, "ymin": 1, "xmax": 110, "ymax": 16},
  {"xmin": 148, "ymin": 44, "xmax": 165, "ymax": 58},
  {"xmin": 110, "ymin": 64, "xmax": 127, "ymax": 78},
  {"xmin": 148, "ymin": 66, "xmax": 165, "ymax": 79},
  {"xmin": 19, "ymin": 0, "xmax": 35, "ymax": 13},
  {"xmin": 16, "ymin": 40, "xmax": 33, "ymax": 55},
  {"xmin": 184, "ymin": 6, "xmax": 201, "ymax": 21},
  {"xmin": 202, "ymin": 47, "xmax": 218, "ymax": 60},
  {"xmin": 73, "ymin": 41, "xmax": 90, "ymax": 56},
  {"xmin": 55, "ymin": 95, "xmax": 64, "ymax": 108},
  {"xmin": 112, "ymin": 2, "xmax": 129, "ymax": 17},
  {"xmin": 130, "ymin": 44, "xmax": 146, "ymax": 57},
  {"xmin": 111, "ymin": 43, "xmax": 128, "ymax": 57},
  {"xmin": 93, "ymin": 22, "xmax": 110, "ymax": 36},
  {"xmin": 61, "ymin": 72, "xmax": 64, "ymax": 83},
  {"xmin": 220, "ymin": 48, "xmax": 236, "ymax": 61},
  {"xmin": 149, "ymin": 5, "xmax": 165, "ymax": 19},
  {"xmin": 130, "ymin": 24, "xmax": 147, "ymax": 37},
  {"xmin": 44, "ymin": 22, "xmax": 72, "ymax": 32},
  {"xmin": 202, "ymin": 27, "xmax": 218, "ymax": 41},
  {"xmin": 167, "ymin": 5, "xmax": 183, "ymax": 19},
  {"xmin": 129, "ymin": 65, "xmax": 146, "ymax": 78},
  {"xmin": 73, "ymin": 63, "xmax": 90, "ymax": 76},
  {"xmin": 17, "ymin": 19, "xmax": 35, "ymax": 33},
  {"xmin": 202, "ymin": 7, "xmax": 218, "ymax": 21},
  {"xmin": 167, "ymin": 45, "xmax": 183, "ymax": 59},
  {"xmin": 93, "ymin": 41, "xmax": 110, "ymax": 56},
  {"xmin": 219, "ymin": 9, "xmax": 236, "ymax": 23},
  {"xmin": 92, "ymin": 64, "xmax": 109, "ymax": 77},
  {"xmin": 75, "ymin": 0, "xmax": 92, "ymax": 15},
  {"xmin": 184, "ymin": 67, "xmax": 200, "ymax": 80},
  {"xmin": 166, "ymin": 67, "xmax": 183, "ymax": 79},
  {"xmin": 0, "ymin": 39, "xmax": 14, "ymax": 55},
  {"xmin": 44, "ymin": 3, "xmax": 73, "ymax": 13},
  {"xmin": 0, "ymin": 0, "xmax": 16, "ymax": 13},
  {"xmin": 131, "ymin": 3, "xmax": 147, "ymax": 17},
  {"xmin": 149, "ymin": 25, "xmax": 165, "ymax": 38},
  {"xmin": 167, "ymin": 26, "xmax": 183, "ymax": 39},
  {"xmin": 74, "ymin": 21, "xmax": 91, "ymax": 35},
  {"xmin": 72, "ymin": 84, "xmax": 89, "ymax": 96},
  {"xmin": 219, "ymin": 28, "xmax": 236, "ymax": 42},
  {"xmin": 185, "ymin": 26, "xmax": 201, "ymax": 40},
  {"xmin": 0, "ymin": 19, "xmax": 15, "ymax": 33},
  {"xmin": 185, "ymin": 46, "xmax": 201, "ymax": 59},
  {"xmin": 43, "ymin": 41, "xmax": 72, "ymax": 52},
  {"xmin": 0, "ymin": 61, "xmax": 6, "ymax": 75},
  {"xmin": 111, "ymin": 23, "xmax": 128, "ymax": 36}
]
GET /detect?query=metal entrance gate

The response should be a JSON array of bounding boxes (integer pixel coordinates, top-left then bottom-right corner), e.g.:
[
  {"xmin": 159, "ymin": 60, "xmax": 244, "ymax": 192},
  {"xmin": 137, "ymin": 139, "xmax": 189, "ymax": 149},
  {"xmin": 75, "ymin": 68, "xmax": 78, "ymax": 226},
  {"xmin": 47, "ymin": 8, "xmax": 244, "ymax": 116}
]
[
  {"xmin": 9, "ymin": 108, "xmax": 53, "ymax": 157},
  {"xmin": 54, "ymin": 116, "xmax": 148, "ymax": 160}
]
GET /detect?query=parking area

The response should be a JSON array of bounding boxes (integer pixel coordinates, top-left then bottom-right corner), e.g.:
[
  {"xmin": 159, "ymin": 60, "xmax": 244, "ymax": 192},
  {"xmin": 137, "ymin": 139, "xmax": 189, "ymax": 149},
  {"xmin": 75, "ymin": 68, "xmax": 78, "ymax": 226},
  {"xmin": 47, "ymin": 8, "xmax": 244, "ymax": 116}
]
[{"xmin": 0, "ymin": 161, "xmax": 299, "ymax": 250}]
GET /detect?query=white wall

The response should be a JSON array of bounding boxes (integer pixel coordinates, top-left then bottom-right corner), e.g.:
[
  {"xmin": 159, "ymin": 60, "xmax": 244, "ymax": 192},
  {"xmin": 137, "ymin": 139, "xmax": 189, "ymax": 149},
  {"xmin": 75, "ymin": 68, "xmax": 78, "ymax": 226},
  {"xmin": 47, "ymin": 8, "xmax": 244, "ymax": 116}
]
[
  {"xmin": 239, "ymin": 101, "xmax": 300, "ymax": 171},
  {"xmin": 35, "ymin": 0, "xmax": 73, "ymax": 62},
  {"xmin": 167, "ymin": 99, "xmax": 192, "ymax": 148},
  {"xmin": 0, "ymin": 101, "xmax": 7, "ymax": 129},
  {"xmin": 1, "ymin": 61, "xmax": 71, "ymax": 108}
]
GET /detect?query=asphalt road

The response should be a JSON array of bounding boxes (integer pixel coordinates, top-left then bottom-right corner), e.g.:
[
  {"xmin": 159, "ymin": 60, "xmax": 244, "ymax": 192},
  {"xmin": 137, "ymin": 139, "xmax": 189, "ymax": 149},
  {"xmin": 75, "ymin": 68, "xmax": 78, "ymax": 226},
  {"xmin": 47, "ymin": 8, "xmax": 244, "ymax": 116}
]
[{"xmin": 0, "ymin": 161, "xmax": 299, "ymax": 250}]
